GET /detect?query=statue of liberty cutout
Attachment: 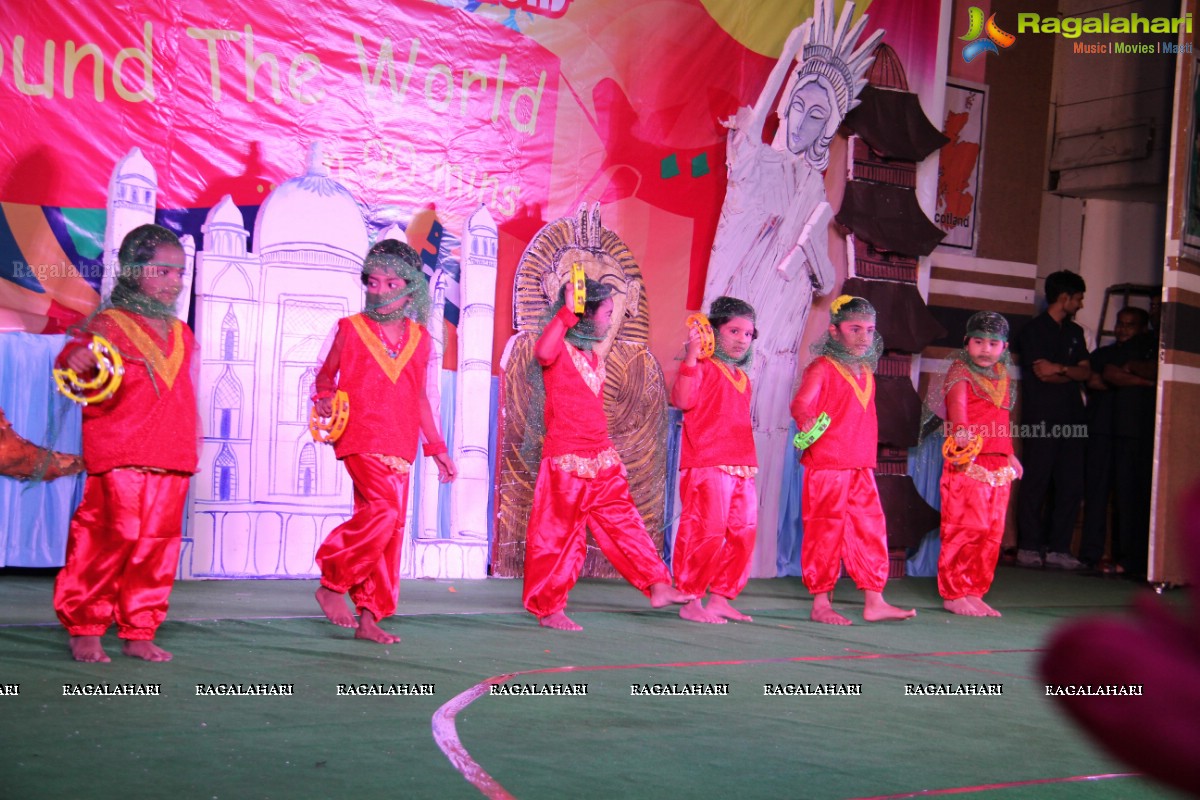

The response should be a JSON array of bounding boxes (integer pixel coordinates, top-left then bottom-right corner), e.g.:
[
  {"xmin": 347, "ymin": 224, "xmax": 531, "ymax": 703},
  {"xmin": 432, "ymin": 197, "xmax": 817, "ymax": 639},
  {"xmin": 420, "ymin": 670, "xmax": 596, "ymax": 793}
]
[{"xmin": 702, "ymin": 0, "xmax": 882, "ymax": 573}]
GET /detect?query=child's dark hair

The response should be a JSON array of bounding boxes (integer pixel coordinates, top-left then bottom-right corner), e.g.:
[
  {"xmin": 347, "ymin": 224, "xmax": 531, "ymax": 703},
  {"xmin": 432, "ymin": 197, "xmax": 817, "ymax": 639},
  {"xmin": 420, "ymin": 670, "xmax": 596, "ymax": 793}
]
[
  {"xmin": 964, "ymin": 310, "xmax": 1010, "ymax": 343},
  {"xmin": 1044, "ymin": 270, "xmax": 1086, "ymax": 304},
  {"xmin": 708, "ymin": 296, "xmax": 757, "ymax": 339},
  {"xmin": 118, "ymin": 224, "xmax": 182, "ymax": 271},
  {"xmin": 830, "ymin": 295, "xmax": 876, "ymax": 325},
  {"xmin": 582, "ymin": 277, "xmax": 615, "ymax": 318},
  {"xmin": 362, "ymin": 239, "xmax": 422, "ymax": 286}
]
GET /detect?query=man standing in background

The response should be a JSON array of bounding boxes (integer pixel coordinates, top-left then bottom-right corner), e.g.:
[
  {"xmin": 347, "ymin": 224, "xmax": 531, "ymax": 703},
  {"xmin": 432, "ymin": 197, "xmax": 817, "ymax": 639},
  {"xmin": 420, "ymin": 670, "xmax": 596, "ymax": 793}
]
[{"xmin": 1012, "ymin": 271, "xmax": 1091, "ymax": 570}]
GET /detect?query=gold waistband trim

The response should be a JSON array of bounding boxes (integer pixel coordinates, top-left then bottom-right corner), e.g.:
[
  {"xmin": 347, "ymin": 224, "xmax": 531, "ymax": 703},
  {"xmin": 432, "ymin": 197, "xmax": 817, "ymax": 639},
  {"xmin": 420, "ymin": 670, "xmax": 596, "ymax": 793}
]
[
  {"xmin": 369, "ymin": 453, "xmax": 413, "ymax": 475},
  {"xmin": 963, "ymin": 462, "xmax": 1017, "ymax": 487},
  {"xmin": 550, "ymin": 447, "xmax": 624, "ymax": 479},
  {"xmin": 717, "ymin": 464, "xmax": 758, "ymax": 478}
]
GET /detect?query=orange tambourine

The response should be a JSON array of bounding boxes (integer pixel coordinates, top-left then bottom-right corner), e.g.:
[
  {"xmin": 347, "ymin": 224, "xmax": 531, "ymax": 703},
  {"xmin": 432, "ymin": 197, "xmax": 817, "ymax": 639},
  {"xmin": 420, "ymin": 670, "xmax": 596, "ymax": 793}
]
[
  {"xmin": 942, "ymin": 431, "xmax": 983, "ymax": 466},
  {"xmin": 686, "ymin": 313, "xmax": 715, "ymax": 360},
  {"xmin": 309, "ymin": 390, "xmax": 350, "ymax": 444}
]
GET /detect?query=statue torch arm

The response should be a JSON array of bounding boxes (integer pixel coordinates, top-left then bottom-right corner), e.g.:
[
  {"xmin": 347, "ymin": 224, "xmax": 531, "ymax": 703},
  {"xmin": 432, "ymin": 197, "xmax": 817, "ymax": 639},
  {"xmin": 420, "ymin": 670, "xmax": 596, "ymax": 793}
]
[
  {"xmin": 748, "ymin": 21, "xmax": 811, "ymax": 134},
  {"xmin": 777, "ymin": 201, "xmax": 835, "ymax": 294}
]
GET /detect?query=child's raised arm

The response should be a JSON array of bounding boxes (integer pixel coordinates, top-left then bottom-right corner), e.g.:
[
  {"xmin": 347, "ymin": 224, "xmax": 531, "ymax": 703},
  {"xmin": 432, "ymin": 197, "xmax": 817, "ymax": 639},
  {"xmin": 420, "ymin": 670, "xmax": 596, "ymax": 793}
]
[
  {"xmin": 534, "ymin": 287, "xmax": 580, "ymax": 366},
  {"xmin": 312, "ymin": 322, "xmax": 346, "ymax": 417},
  {"xmin": 670, "ymin": 325, "xmax": 706, "ymax": 410},
  {"xmin": 790, "ymin": 360, "xmax": 825, "ymax": 433}
]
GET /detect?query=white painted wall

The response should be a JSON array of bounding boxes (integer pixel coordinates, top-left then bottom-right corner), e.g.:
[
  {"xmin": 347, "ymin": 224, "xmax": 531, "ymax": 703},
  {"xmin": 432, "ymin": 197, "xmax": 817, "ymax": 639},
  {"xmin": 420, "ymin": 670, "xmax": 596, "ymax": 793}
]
[
  {"xmin": 1075, "ymin": 199, "xmax": 1164, "ymax": 344},
  {"xmin": 1036, "ymin": 196, "xmax": 1163, "ymax": 347}
]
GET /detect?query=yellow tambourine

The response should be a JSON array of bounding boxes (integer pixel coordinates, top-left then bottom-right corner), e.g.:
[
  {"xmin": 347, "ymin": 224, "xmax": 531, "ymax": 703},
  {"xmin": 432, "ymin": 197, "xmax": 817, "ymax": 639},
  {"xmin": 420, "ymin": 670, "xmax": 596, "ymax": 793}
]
[
  {"xmin": 686, "ymin": 313, "xmax": 716, "ymax": 360},
  {"xmin": 53, "ymin": 335, "xmax": 124, "ymax": 405},
  {"xmin": 309, "ymin": 390, "xmax": 350, "ymax": 444},
  {"xmin": 570, "ymin": 261, "xmax": 587, "ymax": 314},
  {"xmin": 942, "ymin": 431, "xmax": 983, "ymax": 466}
]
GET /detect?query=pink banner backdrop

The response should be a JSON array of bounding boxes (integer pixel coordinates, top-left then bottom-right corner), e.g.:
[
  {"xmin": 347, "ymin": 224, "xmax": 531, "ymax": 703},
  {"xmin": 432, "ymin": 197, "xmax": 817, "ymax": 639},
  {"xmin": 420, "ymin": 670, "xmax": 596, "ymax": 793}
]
[
  {"xmin": 1, "ymin": 1, "xmax": 555, "ymax": 211},
  {"xmin": 1, "ymin": 0, "xmax": 942, "ymax": 361}
]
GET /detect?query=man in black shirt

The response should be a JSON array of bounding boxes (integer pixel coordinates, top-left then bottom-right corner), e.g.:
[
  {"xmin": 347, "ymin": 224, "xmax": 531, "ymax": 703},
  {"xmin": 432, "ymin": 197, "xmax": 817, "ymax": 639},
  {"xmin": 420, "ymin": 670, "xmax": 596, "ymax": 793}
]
[
  {"xmin": 1012, "ymin": 271, "xmax": 1091, "ymax": 569},
  {"xmin": 1079, "ymin": 308, "xmax": 1147, "ymax": 570},
  {"xmin": 1103, "ymin": 307, "xmax": 1156, "ymax": 579}
]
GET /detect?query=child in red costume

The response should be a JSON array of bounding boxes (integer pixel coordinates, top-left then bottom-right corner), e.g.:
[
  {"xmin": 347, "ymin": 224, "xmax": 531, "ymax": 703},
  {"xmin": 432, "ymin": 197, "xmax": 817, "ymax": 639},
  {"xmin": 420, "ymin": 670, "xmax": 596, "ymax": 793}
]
[
  {"xmin": 790, "ymin": 295, "xmax": 915, "ymax": 625},
  {"xmin": 671, "ymin": 296, "xmax": 758, "ymax": 624},
  {"xmin": 312, "ymin": 243, "xmax": 456, "ymax": 644},
  {"xmin": 935, "ymin": 311, "xmax": 1022, "ymax": 617},
  {"xmin": 523, "ymin": 280, "xmax": 690, "ymax": 631},
  {"xmin": 53, "ymin": 224, "xmax": 198, "ymax": 663}
]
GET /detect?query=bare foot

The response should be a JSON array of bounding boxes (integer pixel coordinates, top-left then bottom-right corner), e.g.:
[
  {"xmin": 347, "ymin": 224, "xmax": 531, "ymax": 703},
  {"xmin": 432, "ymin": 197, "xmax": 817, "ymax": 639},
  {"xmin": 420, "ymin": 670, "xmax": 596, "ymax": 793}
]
[
  {"xmin": 863, "ymin": 591, "xmax": 917, "ymax": 622},
  {"xmin": 707, "ymin": 594, "xmax": 752, "ymax": 622},
  {"xmin": 943, "ymin": 597, "xmax": 987, "ymax": 617},
  {"xmin": 355, "ymin": 609, "xmax": 401, "ymax": 644},
  {"xmin": 967, "ymin": 596, "xmax": 1002, "ymax": 617},
  {"xmin": 122, "ymin": 640, "xmax": 173, "ymax": 662},
  {"xmin": 315, "ymin": 586, "xmax": 356, "ymax": 628},
  {"xmin": 648, "ymin": 582, "xmax": 695, "ymax": 608},
  {"xmin": 538, "ymin": 611, "xmax": 583, "ymax": 631},
  {"xmin": 69, "ymin": 635, "xmax": 111, "ymax": 663},
  {"xmin": 679, "ymin": 599, "xmax": 727, "ymax": 624},
  {"xmin": 811, "ymin": 593, "xmax": 852, "ymax": 626}
]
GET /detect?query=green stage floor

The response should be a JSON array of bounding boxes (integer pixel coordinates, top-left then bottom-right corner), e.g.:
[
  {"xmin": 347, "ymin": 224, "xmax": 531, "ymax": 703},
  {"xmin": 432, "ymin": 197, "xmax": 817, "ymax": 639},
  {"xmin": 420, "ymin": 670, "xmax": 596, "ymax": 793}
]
[{"xmin": 0, "ymin": 567, "xmax": 1187, "ymax": 800}]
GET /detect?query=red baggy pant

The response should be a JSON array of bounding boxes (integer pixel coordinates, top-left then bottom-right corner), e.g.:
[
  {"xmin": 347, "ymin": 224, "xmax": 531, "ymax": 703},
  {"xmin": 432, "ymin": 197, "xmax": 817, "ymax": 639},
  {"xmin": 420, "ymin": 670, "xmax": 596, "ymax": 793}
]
[
  {"xmin": 53, "ymin": 469, "xmax": 189, "ymax": 640},
  {"xmin": 316, "ymin": 454, "xmax": 409, "ymax": 620},
  {"xmin": 801, "ymin": 468, "xmax": 889, "ymax": 594},
  {"xmin": 938, "ymin": 455, "xmax": 1010, "ymax": 600},
  {"xmin": 673, "ymin": 467, "xmax": 757, "ymax": 598},
  {"xmin": 523, "ymin": 459, "xmax": 671, "ymax": 618}
]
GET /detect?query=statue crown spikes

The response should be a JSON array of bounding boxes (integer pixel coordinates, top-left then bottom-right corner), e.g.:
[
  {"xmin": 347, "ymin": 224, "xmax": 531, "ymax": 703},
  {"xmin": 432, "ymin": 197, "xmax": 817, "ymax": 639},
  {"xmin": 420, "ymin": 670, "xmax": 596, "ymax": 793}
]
[{"xmin": 798, "ymin": 0, "xmax": 882, "ymax": 118}]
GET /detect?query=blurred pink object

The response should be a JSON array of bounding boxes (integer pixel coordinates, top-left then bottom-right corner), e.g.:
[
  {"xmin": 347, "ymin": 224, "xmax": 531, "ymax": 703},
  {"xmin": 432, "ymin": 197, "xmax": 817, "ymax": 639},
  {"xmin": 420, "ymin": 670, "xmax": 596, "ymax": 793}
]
[{"xmin": 1039, "ymin": 484, "xmax": 1200, "ymax": 796}]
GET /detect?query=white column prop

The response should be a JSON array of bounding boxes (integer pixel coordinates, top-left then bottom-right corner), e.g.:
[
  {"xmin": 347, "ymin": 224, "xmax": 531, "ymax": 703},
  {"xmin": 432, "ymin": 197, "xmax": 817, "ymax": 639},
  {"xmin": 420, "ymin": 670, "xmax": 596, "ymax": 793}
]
[
  {"xmin": 451, "ymin": 205, "xmax": 498, "ymax": 543},
  {"xmin": 407, "ymin": 205, "xmax": 497, "ymax": 579},
  {"xmin": 420, "ymin": 270, "xmax": 449, "ymax": 542},
  {"xmin": 103, "ymin": 147, "xmax": 181, "ymax": 313}
]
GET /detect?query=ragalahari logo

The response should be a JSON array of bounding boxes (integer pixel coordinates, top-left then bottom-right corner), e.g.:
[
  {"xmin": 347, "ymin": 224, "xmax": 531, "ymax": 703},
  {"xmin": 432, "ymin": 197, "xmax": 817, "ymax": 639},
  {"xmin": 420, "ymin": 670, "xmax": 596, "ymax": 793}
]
[{"xmin": 961, "ymin": 8, "xmax": 1017, "ymax": 62}]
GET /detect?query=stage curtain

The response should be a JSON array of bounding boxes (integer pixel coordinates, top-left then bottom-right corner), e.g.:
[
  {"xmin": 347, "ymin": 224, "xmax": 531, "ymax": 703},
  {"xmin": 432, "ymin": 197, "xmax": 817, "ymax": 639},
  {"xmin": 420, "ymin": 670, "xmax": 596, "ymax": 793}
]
[
  {"xmin": 775, "ymin": 421, "xmax": 804, "ymax": 578},
  {"xmin": 904, "ymin": 433, "xmax": 944, "ymax": 577},
  {"xmin": 0, "ymin": 333, "xmax": 83, "ymax": 567}
]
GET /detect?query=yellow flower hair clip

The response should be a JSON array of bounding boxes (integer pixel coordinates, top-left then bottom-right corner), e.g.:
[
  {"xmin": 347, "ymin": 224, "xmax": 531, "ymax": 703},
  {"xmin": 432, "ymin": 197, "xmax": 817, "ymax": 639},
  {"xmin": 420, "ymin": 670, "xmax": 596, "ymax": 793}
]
[{"xmin": 830, "ymin": 295, "xmax": 854, "ymax": 316}]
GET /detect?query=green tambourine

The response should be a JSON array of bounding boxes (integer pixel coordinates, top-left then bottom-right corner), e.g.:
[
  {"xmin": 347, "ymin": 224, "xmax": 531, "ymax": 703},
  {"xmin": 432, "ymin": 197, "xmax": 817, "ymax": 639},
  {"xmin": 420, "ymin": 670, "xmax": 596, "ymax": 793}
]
[{"xmin": 793, "ymin": 412, "xmax": 831, "ymax": 450}]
